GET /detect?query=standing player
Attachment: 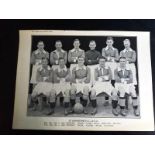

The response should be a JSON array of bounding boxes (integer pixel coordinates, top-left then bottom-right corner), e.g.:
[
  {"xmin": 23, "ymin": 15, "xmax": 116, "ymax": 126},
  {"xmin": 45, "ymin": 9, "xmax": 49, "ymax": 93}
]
[
  {"xmin": 113, "ymin": 57, "xmax": 139, "ymax": 116},
  {"xmin": 31, "ymin": 58, "xmax": 53, "ymax": 112},
  {"xmin": 85, "ymin": 40, "xmax": 101, "ymax": 84},
  {"xmin": 68, "ymin": 39, "xmax": 85, "ymax": 72},
  {"xmin": 102, "ymin": 37, "xmax": 119, "ymax": 62},
  {"xmin": 120, "ymin": 39, "xmax": 137, "ymax": 85},
  {"xmin": 50, "ymin": 40, "xmax": 67, "ymax": 70},
  {"xmin": 71, "ymin": 57, "xmax": 91, "ymax": 114},
  {"xmin": 30, "ymin": 41, "xmax": 49, "ymax": 86},
  {"xmin": 102, "ymin": 37, "xmax": 119, "ymax": 80},
  {"xmin": 53, "ymin": 58, "xmax": 71, "ymax": 115}
]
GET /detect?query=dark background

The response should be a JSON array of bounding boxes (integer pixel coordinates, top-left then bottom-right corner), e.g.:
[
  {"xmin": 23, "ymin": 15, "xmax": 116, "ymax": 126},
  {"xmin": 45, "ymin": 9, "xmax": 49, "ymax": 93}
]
[{"xmin": 0, "ymin": 20, "xmax": 154, "ymax": 135}]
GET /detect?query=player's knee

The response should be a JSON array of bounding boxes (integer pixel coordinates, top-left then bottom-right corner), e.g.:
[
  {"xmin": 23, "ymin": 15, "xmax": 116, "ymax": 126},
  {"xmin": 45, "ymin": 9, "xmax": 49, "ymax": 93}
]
[
  {"xmin": 70, "ymin": 86, "xmax": 76, "ymax": 95},
  {"xmin": 90, "ymin": 89, "xmax": 96, "ymax": 99},
  {"xmin": 50, "ymin": 89, "xmax": 56, "ymax": 98},
  {"xmin": 111, "ymin": 89, "xmax": 118, "ymax": 100},
  {"xmin": 83, "ymin": 86, "xmax": 89, "ymax": 96},
  {"xmin": 64, "ymin": 89, "xmax": 70, "ymax": 97},
  {"xmin": 31, "ymin": 91, "xmax": 38, "ymax": 100},
  {"xmin": 130, "ymin": 88, "xmax": 137, "ymax": 97},
  {"xmin": 111, "ymin": 88, "xmax": 118, "ymax": 96},
  {"xmin": 119, "ymin": 87, "xmax": 125, "ymax": 97}
]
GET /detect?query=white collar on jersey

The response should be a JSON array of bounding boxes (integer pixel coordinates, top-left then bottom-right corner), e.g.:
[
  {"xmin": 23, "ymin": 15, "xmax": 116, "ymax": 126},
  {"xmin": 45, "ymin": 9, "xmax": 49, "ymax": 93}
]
[
  {"xmin": 98, "ymin": 66, "xmax": 108, "ymax": 70},
  {"xmin": 76, "ymin": 65, "xmax": 86, "ymax": 70},
  {"xmin": 122, "ymin": 48, "xmax": 133, "ymax": 53},
  {"xmin": 35, "ymin": 49, "xmax": 46, "ymax": 54},
  {"xmin": 117, "ymin": 66, "xmax": 130, "ymax": 72},
  {"xmin": 70, "ymin": 48, "xmax": 83, "ymax": 52},
  {"xmin": 105, "ymin": 46, "xmax": 115, "ymax": 51},
  {"xmin": 39, "ymin": 65, "xmax": 51, "ymax": 71},
  {"xmin": 53, "ymin": 49, "xmax": 65, "ymax": 53},
  {"xmin": 57, "ymin": 66, "xmax": 67, "ymax": 72}
]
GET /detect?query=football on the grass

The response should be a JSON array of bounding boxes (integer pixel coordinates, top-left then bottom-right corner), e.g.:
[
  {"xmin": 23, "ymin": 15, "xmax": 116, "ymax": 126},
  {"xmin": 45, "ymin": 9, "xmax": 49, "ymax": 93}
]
[{"xmin": 73, "ymin": 102, "xmax": 84, "ymax": 114}]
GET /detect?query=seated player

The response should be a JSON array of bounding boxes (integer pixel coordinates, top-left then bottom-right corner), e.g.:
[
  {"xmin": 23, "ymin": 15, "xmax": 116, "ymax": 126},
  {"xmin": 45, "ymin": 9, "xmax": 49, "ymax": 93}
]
[
  {"xmin": 113, "ymin": 57, "xmax": 139, "ymax": 116},
  {"xmin": 85, "ymin": 40, "xmax": 101, "ymax": 84},
  {"xmin": 71, "ymin": 57, "xmax": 91, "ymax": 114},
  {"xmin": 30, "ymin": 41, "xmax": 49, "ymax": 86},
  {"xmin": 31, "ymin": 58, "xmax": 53, "ymax": 112},
  {"xmin": 50, "ymin": 40, "xmax": 67, "ymax": 70},
  {"xmin": 52, "ymin": 58, "xmax": 71, "ymax": 115},
  {"xmin": 120, "ymin": 39, "xmax": 137, "ymax": 85},
  {"xmin": 68, "ymin": 39, "xmax": 85, "ymax": 72},
  {"xmin": 92, "ymin": 56, "xmax": 115, "ymax": 109}
]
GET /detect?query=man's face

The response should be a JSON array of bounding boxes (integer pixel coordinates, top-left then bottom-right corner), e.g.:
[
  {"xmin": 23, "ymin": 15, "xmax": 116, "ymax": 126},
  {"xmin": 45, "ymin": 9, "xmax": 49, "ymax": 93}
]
[
  {"xmin": 124, "ymin": 40, "xmax": 130, "ymax": 49},
  {"xmin": 99, "ymin": 59, "xmax": 106, "ymax": 68},
  {"xmin": 55, "ymin": 42, "xmax": 62, "ymax": 50},
  {"xmin": 78, "ymin": 58, "xmax": 84, "ymax": 67},
  {"xmin": 42, "ymin": 59, "xmax": 48, "ymax": 66},
  {"xmin": 89, "ymin": 42, "xmax": 96, "ymax": 50},
  {"xmin": 120, "ymin": 58, "xmax": 126, "ymax": 68},
  {"xmin": 73, "ymin": 41, "xmax": 80, "ymax": 49},
  {"xmin": 106, "ymin": 39, "xmax": 113, "ymax": 47},
  {"xmin": 37, "ymin": 42, "xmax": 44, "ymax": 51},
  {"xmin": 59, "ymin": 59, "xmax": 65, "ymax": 68}
]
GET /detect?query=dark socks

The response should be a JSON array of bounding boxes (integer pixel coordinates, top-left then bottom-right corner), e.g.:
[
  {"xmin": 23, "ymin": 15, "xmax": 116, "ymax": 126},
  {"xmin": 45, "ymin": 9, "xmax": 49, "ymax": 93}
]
[
  {"xmin": 70, "ymin": 99, "xmax": 76, "ymax": 107},
  {"xmin": 91, "ymin": 99, "xmax": 97, "ymax": 108},
  {"xmin": 112, "ymin": 100, "xmax": 118, "ymax": 109},
  {"xmin": 80, "ymin": 97, "xmax": 87, "ymax": 107},
  {"xmin": 49, "ymin": 102, "xmax": 56, "ymax": 109},
  {"xmin": 64, "ymin": 102, "xmax": 69, "ymax": 108}
]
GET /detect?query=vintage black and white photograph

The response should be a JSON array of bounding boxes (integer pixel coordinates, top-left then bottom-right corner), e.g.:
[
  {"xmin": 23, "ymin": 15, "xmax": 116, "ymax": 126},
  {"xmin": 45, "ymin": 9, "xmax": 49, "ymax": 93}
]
[
  {"xmin": 13, "ymin": 30, "xmax": 154, "ymax": 131},
  {"xmin": 28, "ymin": 35, "xmax": 139, "ymax": 118}
]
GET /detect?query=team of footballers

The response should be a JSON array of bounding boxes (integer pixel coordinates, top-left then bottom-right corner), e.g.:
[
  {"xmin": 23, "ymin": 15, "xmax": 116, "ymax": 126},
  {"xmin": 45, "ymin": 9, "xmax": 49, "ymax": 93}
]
[{"xmin": 29, "ymin": 37, "xmax": 140, "ymax": 117}]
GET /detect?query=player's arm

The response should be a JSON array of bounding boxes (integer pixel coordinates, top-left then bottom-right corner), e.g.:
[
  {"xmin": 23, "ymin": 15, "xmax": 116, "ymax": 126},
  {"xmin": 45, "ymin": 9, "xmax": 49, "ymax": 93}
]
[
  {"xmin": 64, "ymin": 51, "xmax": 68, "ymax": 64},
  {"xmin": 49, "ymin": 69, "xmax": 53, "ymax": 83},
  {"xmin": 108, "ymin": 67, "xmax": 112, "ymax": 81},
  {"xmin": 68, "ymin": 51, "xmax": 73, "ymax": 63},
  {"xmin": 81, "ymin": 50, "xmax": 85, "ymax": 59},
  {"xmin": 84, "ymin": 67, "xmax": 90, "ymax": 83},
  {"xmin": 126, "ymin": 70, "xmax": 133, "ymax": 84},
  {"xmin": 88, "ymin": 52, "xmax": 100, "ymax": 65},
  {"xmin": 53, "ymin": 69, "xmax": 60, "ymax": 83},
  {"xmin": 94, "ymin": 68, "xmax": 99, "ymax": 81},
  {"xmin": 128, "ymin": 51, "xmax": 136, "ymax": 63},
  {"xmin": 115, "ymin": 49, "xmax": 119, "ymax": 62},
  {"xmin": 36, "ymin": 69, "xmax": 42, "ymax": 82},
  {"xmin": 71, "ymin": 68, "xmax": 76, "ymax": 83},
  {"xmin": 50, "ymin": 52, "xmax": 55, "ymax": 65},
  {"xmin": 65, "ymin": 69, "xmax": 71, "ymax": 82},
  {"xmin": 30, "ymin": 52, "xmax": 36, "ymax": 65},
  {"xmin": 114, "ymin": 69, "xmax": 121, "ymax": 83}
]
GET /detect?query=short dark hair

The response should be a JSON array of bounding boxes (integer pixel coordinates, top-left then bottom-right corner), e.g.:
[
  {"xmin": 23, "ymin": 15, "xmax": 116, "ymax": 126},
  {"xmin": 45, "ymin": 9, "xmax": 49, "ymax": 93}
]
[
  {"xmin": 55, "ymin": 40, "xmax": 62, "ymax": 44},
  {"xmin": 106, "ymin": 36, "xmax": 114, "ymax": 41},
  {"xmin": 73, "ymin": 39, "xmax": 80, "ymax": 43},
  {"xmin": 38, "ymin": 41, "xmax": 44, "ymax": 45}
]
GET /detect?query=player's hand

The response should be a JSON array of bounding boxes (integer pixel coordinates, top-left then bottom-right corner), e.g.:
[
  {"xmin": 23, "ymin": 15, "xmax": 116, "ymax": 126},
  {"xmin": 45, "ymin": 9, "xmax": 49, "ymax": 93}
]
[
  {"xmin": 104, "ymin": 75, "xmax": 109, "ymax": 81},
  {"xmin": 84, "ymin": 78, "xmax": 89, "ymax": 83}
]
